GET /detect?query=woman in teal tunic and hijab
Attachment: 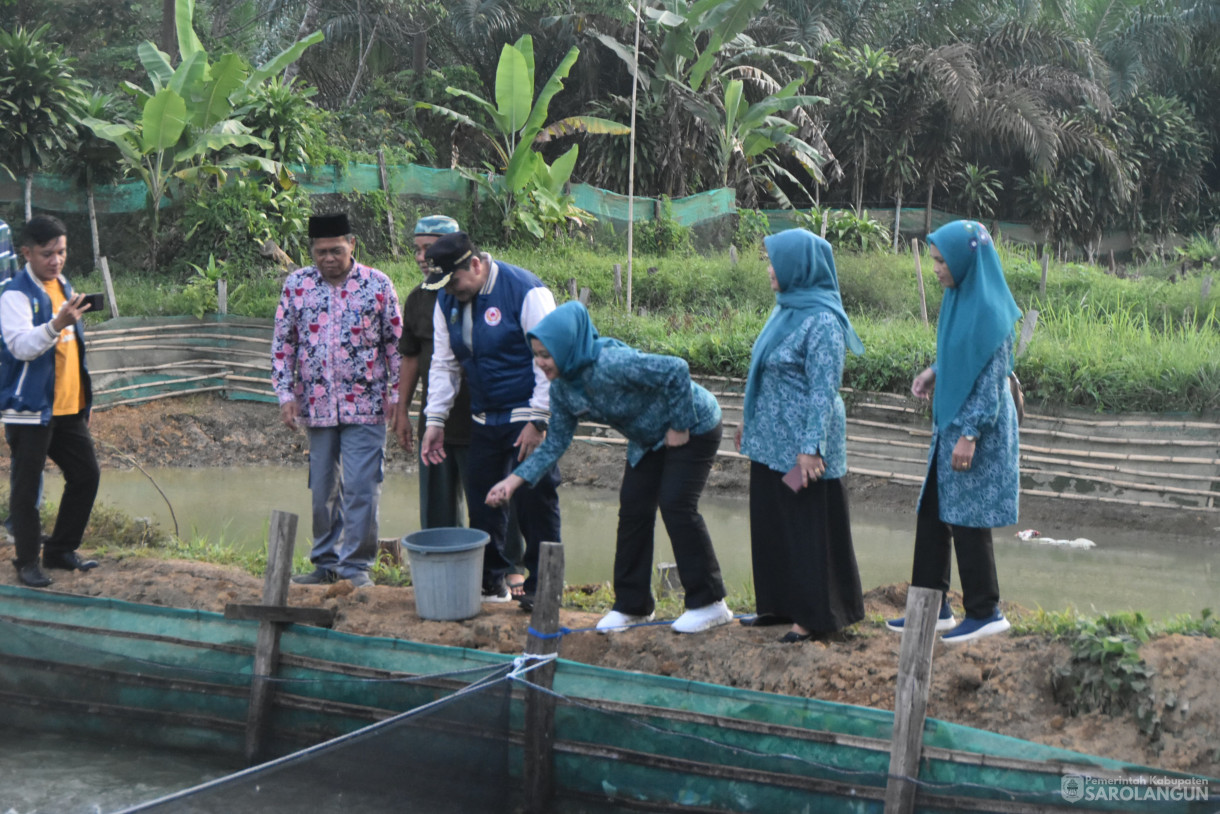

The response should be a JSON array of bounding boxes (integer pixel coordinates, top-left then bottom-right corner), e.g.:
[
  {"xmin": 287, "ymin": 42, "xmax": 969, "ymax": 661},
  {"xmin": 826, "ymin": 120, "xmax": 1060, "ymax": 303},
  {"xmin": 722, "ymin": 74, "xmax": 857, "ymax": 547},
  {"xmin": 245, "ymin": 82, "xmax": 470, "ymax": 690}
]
[
  {"xmin": 735, "ymin": 228, "xmax": 866, "ymax": 643},
  {"xmin": 886, "ymin": 220, "xmax": 1021, "ymax": 643},
  {"xmin": 485, "ymin": 302, "xmax": 732, "ymax": 635}
]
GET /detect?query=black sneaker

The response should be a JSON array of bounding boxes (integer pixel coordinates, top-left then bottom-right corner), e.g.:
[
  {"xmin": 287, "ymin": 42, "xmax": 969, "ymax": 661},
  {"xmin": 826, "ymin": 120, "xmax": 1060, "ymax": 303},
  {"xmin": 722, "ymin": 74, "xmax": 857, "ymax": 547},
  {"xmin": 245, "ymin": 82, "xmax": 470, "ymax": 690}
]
[
  {"xmin": 14, "ymin": 561, "xmax": 52, "ymax": 588},
  {"xmin": 43, "ymin": 551, "xmax": 99, "ymax": 571},
  {"xmin": 292, "ymin": 568, "xmax": 337, "ymax": 585}
]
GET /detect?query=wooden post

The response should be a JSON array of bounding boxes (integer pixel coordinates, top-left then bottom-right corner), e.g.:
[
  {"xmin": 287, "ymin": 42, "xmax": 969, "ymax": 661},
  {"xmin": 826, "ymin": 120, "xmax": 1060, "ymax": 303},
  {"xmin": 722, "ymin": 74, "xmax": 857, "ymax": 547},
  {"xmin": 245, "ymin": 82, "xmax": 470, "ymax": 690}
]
[
  {"xmin": 728, "ymin": 245, "xmax": 738, "ymax": 265},
  {"xmin": 1202, "ymin": 276, "xmax": 1213, "ymax": 305},
  {"xmin": 1015, "ymin": 309, "xmax": 1039, "ymax": 358},
  {"xmin": 1040, "ymin": 246, "xmax": 1050, "ymax": 296},
  {"xmin": 578, "ymin": 286, "xmax": 591, "ymax": 306},
  {"xmin": 566, "ymin": 278, "xmax": 577, "ymax": 301},
  {"xmin": 217, "ymin": 279, "xmax": 227, "ymax": 315},
  {"xmin": 821, "ymin": 209, "xmax": 829, "ymax": 238},
  {"xmin": 523, "ymin": 541, "xmax": 564, "ymax": 814},
  {"xmin": 377, "ymin": 149, "xmax": 399, "ymax": 259},
  {"xmin": 884, "ymin": 586, "xmax": 942, "ymax": 814},
  {"xmin": 612, "ymin": 264, "xmax": 622, "ymax": 306},
  {"xmin": 911, "ymin": 239, "xmax": 928, "ymax": 326},
  {"xmin": 98, "ymin": 257, "xmax": 119, "ymax": 319},
  {"xmin": 244, "ymin": 509, "xmax": 298, "ymax": 765}
]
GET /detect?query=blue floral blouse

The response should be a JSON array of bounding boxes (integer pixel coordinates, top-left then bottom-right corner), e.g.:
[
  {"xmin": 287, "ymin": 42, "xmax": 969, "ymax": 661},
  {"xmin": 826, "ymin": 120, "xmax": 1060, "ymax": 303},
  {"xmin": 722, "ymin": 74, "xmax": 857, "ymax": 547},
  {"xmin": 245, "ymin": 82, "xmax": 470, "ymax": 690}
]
[
  {"xmin": 918, "ymin": 336, "xmax": 1020, "ymax": 527},
  {"xmin": 514, "ymin": 345, "xmax": 722, "ymax": 486},
  {"xmin": 739, "ymin": 312, "xmax": 848, "ymax": 478}
]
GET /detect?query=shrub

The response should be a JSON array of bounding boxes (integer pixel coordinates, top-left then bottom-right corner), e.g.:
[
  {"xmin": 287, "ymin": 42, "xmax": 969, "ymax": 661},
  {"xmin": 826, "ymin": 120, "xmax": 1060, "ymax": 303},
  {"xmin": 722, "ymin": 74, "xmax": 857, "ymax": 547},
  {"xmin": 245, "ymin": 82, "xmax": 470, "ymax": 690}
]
[
  {"xmin": 634, "ymin": 195, "xmax": 692, "ymax": 256},
  {"xmin": 178, "ymin": 176, "xmax": 310, "ymax": 277},
  {"xmin": 1051, "ymin": 615, "xmax": 1161, "ymax": 738},
  {"xmin": 733, "ymin": 208, "xmax": 771, "ymax": 252}
]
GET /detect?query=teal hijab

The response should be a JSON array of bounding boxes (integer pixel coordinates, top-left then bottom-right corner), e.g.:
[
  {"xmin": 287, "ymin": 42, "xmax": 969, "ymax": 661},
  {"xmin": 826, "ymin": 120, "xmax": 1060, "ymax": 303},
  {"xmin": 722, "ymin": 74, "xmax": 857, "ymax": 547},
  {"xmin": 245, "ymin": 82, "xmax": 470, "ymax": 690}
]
[
  {"xmin": 927, "ymin": 220, "xmax": 1021, "ymax": 432},
  {"xmin": 744, "ymin": 229, "xmax": 865, "ymax": 421},
  {"xmin": 527, "ymin": 301, "xmax": 626, "ymax": 381}
]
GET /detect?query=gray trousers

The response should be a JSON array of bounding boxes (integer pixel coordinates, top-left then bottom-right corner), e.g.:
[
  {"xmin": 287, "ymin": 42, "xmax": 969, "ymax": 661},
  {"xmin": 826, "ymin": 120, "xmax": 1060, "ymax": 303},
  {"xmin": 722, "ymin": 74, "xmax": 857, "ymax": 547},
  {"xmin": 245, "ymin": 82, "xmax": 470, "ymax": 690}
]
[{"xmin": 307, "ymin": 423, "xmax": 385, "ymax": 578}]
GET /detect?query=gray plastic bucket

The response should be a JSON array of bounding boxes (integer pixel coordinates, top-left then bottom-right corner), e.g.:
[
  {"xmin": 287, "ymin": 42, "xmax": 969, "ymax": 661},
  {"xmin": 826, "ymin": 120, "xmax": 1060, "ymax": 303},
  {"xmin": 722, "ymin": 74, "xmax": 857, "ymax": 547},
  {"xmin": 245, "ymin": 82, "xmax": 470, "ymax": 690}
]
[{"xmin": 403, "ymin": 528, "xmax": 488, "ymax": 621}]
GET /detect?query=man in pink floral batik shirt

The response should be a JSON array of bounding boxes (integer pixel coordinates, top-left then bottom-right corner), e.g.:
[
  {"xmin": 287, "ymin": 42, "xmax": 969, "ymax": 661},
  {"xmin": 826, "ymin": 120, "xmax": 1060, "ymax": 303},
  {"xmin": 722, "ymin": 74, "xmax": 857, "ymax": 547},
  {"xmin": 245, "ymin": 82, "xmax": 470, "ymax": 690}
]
[{"xmin": 271, "ymin": 212, "xmax": 402, "ymax": 588}]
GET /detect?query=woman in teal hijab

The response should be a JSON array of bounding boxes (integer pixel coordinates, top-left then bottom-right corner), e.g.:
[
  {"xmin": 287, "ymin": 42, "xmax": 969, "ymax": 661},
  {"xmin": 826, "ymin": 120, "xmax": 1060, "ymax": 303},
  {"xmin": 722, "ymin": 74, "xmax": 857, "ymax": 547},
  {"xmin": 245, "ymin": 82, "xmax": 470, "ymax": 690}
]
[
  {"xmin": 886, "ymin": 220, "xmax": 1021, "ymax": 644},
  {"xmin": 736, "ymin": 229, "xmax": 865, "ymax": 643},
  {"xmin": 485, "ymin": 302, "xmax": 732, "ymax": 635}
]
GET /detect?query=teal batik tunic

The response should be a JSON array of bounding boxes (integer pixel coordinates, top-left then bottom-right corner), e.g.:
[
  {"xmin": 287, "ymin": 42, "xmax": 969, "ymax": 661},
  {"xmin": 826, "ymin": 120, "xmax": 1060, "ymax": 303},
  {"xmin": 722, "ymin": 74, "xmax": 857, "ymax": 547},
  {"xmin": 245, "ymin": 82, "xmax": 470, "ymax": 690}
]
[
  {"xmin": 739, "ymin": 312, "xmax": 848, "ymax": 479},
  {"xmin": 514, "ymin": 345, "xmax": 721, "ymax": 486},
  {"xmin": 918, "ymin": 335, "xmax": 1020, "ymax": 528}
]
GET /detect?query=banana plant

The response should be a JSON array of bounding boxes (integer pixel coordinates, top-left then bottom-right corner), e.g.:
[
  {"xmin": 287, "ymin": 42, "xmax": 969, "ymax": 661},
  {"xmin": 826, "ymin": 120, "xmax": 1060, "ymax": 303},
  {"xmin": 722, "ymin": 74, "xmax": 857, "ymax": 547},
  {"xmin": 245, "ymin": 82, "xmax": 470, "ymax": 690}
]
[
  {"xmin": 79, "ymin": 0, "xmax": 321, "ymax": 269},
  {"xmin": 419, "ymin": 34, "xmax": 625, "ymax": 239},
  {"xmin": 692, "ymin": 77, "xmax": 828, "ymax": 207}
]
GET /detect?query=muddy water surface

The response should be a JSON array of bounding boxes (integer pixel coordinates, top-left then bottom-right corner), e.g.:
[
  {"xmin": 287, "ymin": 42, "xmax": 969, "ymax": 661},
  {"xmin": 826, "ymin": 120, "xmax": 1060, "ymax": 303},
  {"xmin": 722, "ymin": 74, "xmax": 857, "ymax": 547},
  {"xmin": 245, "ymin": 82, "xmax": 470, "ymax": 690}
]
[{"xmin": 49, "ymin": 466, "xmax": 1220, "ymax": 620}]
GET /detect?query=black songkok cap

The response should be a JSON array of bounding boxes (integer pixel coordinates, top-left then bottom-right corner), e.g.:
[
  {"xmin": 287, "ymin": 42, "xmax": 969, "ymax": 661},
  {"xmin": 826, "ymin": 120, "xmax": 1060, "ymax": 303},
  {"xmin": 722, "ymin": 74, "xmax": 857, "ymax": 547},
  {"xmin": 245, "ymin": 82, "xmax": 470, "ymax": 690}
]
[{"xmin": 308, "ymin": 212, "xmax": 352, "ymax": 239}]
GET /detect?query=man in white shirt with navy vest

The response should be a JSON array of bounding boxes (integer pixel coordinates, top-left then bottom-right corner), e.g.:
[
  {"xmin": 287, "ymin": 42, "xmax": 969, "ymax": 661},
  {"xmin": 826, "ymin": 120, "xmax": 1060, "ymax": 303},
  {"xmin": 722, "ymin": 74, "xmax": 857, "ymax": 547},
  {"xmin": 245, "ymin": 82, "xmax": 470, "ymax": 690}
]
[{"xmin": 420, "ymin": 232, "xmax": 560, "ymax": 608}]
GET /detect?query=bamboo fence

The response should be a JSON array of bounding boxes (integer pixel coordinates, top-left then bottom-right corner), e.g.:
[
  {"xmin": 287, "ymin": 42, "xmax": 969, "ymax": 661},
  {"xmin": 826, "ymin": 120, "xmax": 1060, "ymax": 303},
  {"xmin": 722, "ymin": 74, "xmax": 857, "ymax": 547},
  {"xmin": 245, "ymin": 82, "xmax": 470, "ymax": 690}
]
[{"xmin": 84, "ymin": 319, "xmax": 1220, "ymax": 513}]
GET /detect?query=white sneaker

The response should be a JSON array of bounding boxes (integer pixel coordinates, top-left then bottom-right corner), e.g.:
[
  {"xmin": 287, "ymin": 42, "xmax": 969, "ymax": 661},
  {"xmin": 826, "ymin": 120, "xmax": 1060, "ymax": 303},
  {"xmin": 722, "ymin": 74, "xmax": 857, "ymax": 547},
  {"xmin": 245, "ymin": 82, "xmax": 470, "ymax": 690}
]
[
  {"xmin": 482, "ymin": 585, "xmax": 512, "ymax": 603},
  {"xmin": 672, "ymin": 600, "xmax": 733, "ymax": 634},
  {"xmin": 596, "ymin": 610, "xmax": 654, "ymax": 633}
]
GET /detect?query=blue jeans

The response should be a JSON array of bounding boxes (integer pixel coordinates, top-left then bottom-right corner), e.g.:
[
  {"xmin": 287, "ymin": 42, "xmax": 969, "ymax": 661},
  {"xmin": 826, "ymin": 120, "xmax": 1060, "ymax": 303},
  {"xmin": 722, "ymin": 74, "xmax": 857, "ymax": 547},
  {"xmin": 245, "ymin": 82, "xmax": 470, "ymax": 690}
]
[{"xmin": 307, "ymin": 423, "xmax": 385, "ymax": 578}]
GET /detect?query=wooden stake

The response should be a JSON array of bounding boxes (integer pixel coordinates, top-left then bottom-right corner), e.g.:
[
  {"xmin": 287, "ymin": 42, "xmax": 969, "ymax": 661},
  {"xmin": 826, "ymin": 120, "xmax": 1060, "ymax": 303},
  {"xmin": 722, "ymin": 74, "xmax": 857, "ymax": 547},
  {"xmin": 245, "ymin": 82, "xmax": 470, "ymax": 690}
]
[
  {"xmin": 378, "ymin": 149, "xmax": 398, "ymax": 259},
  {"xmin": 98, "ymin": 257, "xmax": 119, "ymax": 319},
  {"xmin": 911, "ymin": 240, "xmax": 928, "ymax": 326},
  {"xmin": 524, "ymin": 541, "xmax": 564, "ymax": 814},
  {"xmin": 885, "ymin": 586, "xmax": 941, "ymax": 814},
  {"xmin": 612, "ymin": 263, "xmax": 622, "ymax": 306},
  {"xmin": 244, "ymin": 509, "xmax": 298, "ymax": 765},
  {"xmin": 1015, "ymin": 309, "xmax": 1038, "ymax": 358},
  {"xmin": 217, "ymin": 279, "xmax": 227, "ymax": 315},
  {"xmin": 1040, "ymin": 247, "xmax": 1049, "ymax": 296}
]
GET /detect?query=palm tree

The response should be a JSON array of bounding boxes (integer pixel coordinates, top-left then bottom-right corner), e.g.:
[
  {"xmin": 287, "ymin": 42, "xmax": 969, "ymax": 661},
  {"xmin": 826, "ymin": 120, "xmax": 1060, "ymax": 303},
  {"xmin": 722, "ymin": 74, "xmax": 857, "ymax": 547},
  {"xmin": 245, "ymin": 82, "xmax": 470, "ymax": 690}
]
[{"xmin": 0, "ymin": 25, "xmax": 87, "ymax": 220}]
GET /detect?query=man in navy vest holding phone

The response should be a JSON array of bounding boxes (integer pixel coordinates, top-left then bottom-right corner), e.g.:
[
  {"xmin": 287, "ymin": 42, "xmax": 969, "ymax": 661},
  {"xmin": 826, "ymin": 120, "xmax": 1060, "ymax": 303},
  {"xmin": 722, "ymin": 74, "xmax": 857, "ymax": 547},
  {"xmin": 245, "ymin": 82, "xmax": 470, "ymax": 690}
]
[
  {"xmin": 0, "ymin": 216, "xmax": 101, "ymax": 588},
  {"xmin": 420, "ymin": 232, "xmax": 560, "ymax": 607}
]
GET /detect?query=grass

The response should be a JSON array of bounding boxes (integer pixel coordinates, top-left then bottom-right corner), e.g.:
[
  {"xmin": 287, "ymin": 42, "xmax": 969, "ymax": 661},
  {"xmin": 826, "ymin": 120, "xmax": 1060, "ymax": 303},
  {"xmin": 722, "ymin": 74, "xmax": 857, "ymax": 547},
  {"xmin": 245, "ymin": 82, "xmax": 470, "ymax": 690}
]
[{"xmin": 70, "ymin": 240, "xmax": 1220, "ymax": 413}]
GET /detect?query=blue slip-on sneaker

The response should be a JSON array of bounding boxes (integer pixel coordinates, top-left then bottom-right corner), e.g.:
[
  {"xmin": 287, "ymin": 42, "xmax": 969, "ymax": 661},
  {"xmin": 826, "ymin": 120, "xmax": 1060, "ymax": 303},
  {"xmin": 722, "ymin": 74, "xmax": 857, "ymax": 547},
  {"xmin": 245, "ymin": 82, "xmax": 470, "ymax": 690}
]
[
  {"xmin": 940, "ymin": 608, "xmax": 1011, "ymax": 644},
  {"xmin": 885, "ymin": 598, "xmax": 956, "ymax": 633}
]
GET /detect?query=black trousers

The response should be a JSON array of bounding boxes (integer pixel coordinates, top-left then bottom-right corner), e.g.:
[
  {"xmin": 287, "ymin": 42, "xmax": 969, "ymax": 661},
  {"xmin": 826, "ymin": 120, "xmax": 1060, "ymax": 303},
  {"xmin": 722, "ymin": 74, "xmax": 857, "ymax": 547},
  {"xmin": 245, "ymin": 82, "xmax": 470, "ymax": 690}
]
[
  {"xmin": 613, "ymin": 423, "xmax": 726, "ymax": 615},
  {"xmin": 6, "ymin": 411, "xmax": 100, "ymax": 567},
  {"xmin": 463, "ymin": 421, "xmax": 561, "ymax": 595},
  {"xmin": 910, "ymin": 456, "xmax": 1000, "ymax": 619}
]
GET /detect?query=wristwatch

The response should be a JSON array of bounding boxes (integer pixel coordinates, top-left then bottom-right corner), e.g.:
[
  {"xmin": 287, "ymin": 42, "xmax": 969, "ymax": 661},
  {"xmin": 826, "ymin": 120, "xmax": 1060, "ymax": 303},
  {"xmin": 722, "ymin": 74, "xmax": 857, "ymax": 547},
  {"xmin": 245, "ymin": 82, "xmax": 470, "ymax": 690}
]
[{"xmin": 530, "ymin": 419, "xmax": 548, "ymax": 433}]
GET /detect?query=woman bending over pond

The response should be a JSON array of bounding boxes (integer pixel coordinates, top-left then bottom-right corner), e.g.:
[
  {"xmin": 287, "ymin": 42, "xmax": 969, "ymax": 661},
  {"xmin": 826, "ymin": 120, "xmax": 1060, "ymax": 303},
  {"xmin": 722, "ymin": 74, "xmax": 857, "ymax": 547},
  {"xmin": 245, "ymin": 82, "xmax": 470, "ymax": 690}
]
[{"xmin": 485, "ymin": 302, "xmax": 731, "ymax": 634}]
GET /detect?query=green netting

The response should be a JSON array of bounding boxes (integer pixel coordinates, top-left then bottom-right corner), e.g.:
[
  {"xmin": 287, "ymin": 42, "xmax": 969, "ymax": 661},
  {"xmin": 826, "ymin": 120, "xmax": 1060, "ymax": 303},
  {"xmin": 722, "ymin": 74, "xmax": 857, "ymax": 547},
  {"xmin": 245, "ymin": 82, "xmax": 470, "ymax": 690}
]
[
  {"xmin": 1, "ymin": 586, "xmax": 1213, "ymax": 814},
  {"xmin": 1, "ymin": 167, "xmax": 1136, "ymax": 250}
]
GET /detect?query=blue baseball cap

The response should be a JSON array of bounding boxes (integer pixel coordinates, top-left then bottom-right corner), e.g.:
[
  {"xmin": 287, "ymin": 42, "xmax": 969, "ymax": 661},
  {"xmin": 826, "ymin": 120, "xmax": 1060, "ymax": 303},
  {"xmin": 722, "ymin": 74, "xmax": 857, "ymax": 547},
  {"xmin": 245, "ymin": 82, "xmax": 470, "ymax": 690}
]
[{"xmin": 413, "ymin": 215, "xmax": 460, "ymax": 236}]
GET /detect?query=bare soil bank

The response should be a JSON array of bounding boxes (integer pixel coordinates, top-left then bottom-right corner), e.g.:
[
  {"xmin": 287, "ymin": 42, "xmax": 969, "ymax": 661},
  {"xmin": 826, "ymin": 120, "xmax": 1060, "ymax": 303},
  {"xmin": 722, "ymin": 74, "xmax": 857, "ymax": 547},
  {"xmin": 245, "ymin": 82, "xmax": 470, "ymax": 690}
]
[{"xmin": 1, "ymin": 395, "xmax": 1217, "ymax": 777}]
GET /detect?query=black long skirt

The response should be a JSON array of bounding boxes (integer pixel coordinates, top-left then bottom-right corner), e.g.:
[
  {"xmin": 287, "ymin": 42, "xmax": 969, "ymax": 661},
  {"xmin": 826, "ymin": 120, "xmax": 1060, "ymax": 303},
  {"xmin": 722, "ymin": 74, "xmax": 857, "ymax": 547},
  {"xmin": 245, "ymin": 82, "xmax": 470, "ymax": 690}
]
[{"xmin": 748, "ymin": 462, "xmax": 864, "ymax": 634}]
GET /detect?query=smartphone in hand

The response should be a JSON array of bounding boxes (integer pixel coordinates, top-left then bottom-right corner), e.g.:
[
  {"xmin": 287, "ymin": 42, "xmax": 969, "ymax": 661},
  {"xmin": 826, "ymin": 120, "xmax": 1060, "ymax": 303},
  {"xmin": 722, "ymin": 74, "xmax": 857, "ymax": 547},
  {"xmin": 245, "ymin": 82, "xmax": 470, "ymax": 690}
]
[
  {"xmin": 82, "ymin": 293, "xmax": 105, "ymax": 312},
  {"xmin": 782, "ymin": 464, "xmax": 804, "ymax": 493}
]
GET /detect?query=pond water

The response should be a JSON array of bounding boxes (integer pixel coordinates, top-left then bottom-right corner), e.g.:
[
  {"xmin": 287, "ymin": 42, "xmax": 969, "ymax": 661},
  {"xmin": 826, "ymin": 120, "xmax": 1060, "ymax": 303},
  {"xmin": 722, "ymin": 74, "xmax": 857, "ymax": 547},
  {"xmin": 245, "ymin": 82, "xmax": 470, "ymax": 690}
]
[
  {"xmin": 0, "ymin": 728, "xmax": 236, "ymax": 814},
  {"xmin": 48, "ymin": 466, "xmax": 1220, "ymax": 620}
]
